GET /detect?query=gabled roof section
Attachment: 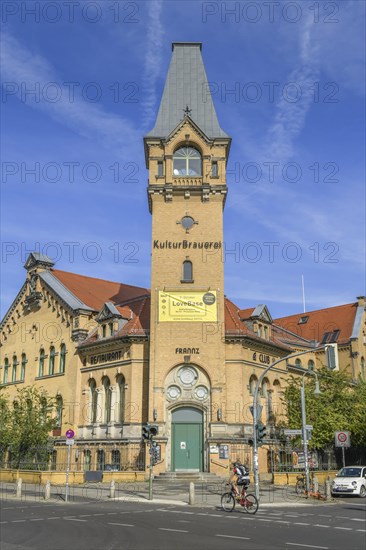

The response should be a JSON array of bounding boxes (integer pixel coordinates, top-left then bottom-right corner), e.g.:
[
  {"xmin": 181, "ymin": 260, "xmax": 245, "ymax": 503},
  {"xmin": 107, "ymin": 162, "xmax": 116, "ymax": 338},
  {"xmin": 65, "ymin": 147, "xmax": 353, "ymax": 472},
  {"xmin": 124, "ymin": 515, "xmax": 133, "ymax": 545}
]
[
  {"xmin": 275, "ymin": 302, "xmax": 359, "ymax": 345},
  {"xmin": 40, "ymin": 271, "xmax": 93, "ymax": 312},
  {"xmin": 51, "ymin": 269, "xmax": 149, "ymax": 311},
  {"xmin": 96, "ymin": 302, "xmax": 127, "ymax": 322},
  {"xmin": 24, "ymin": 252, "xmax": 54, "ymax": 270},
  {"xmin": 145, "ymin": 42, "xmax": 230, "ymax": 140}
]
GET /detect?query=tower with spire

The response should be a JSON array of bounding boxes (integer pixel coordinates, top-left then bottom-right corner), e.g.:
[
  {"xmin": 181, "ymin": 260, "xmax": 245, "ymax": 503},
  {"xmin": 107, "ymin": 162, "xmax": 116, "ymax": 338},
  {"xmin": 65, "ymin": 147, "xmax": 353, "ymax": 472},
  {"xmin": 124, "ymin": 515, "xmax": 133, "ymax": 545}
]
[{"xmin": 144, "ymin": 42, "xmax": 231, "ymax": 471}]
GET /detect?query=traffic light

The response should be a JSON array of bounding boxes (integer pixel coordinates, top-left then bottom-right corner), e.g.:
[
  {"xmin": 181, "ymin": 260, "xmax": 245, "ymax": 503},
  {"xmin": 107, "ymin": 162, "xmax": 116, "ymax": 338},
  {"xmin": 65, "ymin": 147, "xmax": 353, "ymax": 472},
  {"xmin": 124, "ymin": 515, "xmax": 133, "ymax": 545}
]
[
  {"xmin": 150, "ymin": 443, "xmax": 159, "ymax": 465},
  {"xmin": 325, "ymin": 343, "xmax": 339, "ymax": 371},
  {"xmin": 257, "ymin": 422, "xmax": 267, "ymax": 445},
  {"xmin": 142, "ymin": 424, "xmax": 159, "ymax": 440}
]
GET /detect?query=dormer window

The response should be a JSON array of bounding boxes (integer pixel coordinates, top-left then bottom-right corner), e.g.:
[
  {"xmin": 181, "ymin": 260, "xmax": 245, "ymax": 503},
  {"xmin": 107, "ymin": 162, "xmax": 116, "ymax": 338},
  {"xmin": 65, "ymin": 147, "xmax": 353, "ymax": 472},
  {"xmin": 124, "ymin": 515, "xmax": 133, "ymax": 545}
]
[
  {"xmin": 109, "ymin": 322, "xmax": 114, "ymax": 336},
  {"xmin": 102, "ymin": 325, "xmax": 106, "ymax": 338},
  {"xmin": 299, "ymin": 316, "xmax": 309, "ymax": 324},
  {"xmin": 173, "ymin": 147, "xmax": 201, "ymax": 176}
]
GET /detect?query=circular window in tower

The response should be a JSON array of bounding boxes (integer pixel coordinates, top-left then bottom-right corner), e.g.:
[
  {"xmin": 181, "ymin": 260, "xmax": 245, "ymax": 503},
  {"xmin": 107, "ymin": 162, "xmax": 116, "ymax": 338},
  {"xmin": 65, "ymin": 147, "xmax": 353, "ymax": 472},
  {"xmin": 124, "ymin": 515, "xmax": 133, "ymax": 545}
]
[
  {"xmin": 181, "ymin": 216, "xmax": 195, "ymax": 231},
  {"xmin": 194, "ymin": 385, "xmax": 209, "ymax": 401},
  {"xmin": 166, "ymin": 385, "xmax": 182, "ymax": 400},
  {"xmin": 178, "ymin": 366, "xmax": 198, "ymax": 387}
]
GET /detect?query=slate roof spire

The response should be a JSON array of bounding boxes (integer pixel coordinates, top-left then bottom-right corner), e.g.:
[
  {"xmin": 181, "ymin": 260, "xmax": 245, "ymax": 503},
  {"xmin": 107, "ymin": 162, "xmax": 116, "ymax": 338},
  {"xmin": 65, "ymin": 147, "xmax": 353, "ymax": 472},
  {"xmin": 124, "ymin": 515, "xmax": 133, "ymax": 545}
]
[{"xmin": 146, "ymin": 42, "xmax": 229, "ymax": 140}]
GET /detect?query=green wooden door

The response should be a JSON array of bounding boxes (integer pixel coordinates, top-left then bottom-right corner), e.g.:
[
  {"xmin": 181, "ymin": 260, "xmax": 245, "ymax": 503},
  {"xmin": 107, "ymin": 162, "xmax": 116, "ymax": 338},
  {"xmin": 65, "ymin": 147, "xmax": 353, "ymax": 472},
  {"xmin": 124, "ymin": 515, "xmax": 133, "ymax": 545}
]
[{"xmin": 172, "ymin": 423, "xmax": 202, "ymax": 471}]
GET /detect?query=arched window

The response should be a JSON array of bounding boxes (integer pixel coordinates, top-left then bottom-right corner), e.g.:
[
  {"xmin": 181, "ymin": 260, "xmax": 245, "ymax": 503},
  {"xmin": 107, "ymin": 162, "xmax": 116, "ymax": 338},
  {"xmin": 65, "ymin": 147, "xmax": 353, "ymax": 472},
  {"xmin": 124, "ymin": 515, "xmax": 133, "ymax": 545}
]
[
  {"xmin": 182, "ymin": 260, "xmax": 193, "ymax": 282},
  {"xmin": 117, "ymin": 376, "xmax": 125, "ymax": 424},
  {"xmin": 51, "ymin": 449, "xmax": 57, "ymax": 471},
  {"xmin": 84, "ymin": 450, "xmax": 91, "ymax": 471},
  {"xmin": 173, "ymin": 147, "xmax": 202, "ymax": 176},
  {"xmin": 55, "ymin": 395, "xmax": 63, "ymax": 428},
  {"xmin": 40, "ymin": 397, "xmax": 48, "ymax": 424},
  {"xmin": 12, "ymin": 355, "xmax": 17, "ymax": 382},
  {"xmin": 3, "ymin": 358, "xmax": 9, "ymax": 384},
  {"xmin": 249, "ymin": 375, "xmax": 257, "ymax": 396},
  {"xmin": 59, "ymin": 344, "xmax": 66, "ymax": 374},
  {"xmin": 49, "ymin": 346, "xmax": 55, "ymax": 375},
  {"xmin": 111, "ymin": 450, "xmax": 120, "ymax": 471},
  {"xmin": 89, "ymin": 379, "xmax": 98, "ymax": 424},
  {"xmin": 308, "ymin": 359, "xmax": 315, "ymax": 371},
  {"xmin": 103, "ymin": 377, "xmax": 112, "ymax": 423},
  {"xmin": 97, "ymin": 449, "xmax": 105, "ymax": 470},
  {"xmin": 262, "ymin": 378, "xmax": 270, "ymax": 398},
  {"xmin": 39, "ymin": 349, "xmax": 45, "ymax": 377},
  {"xmin": 264, "ymin": 326, "xmax": 268, "ymax": 340},
  {"xmin": 20, "ymin": 353, "xmax": 26, "ymax": 381},
  {"xmin": 295, "ymin": 358, "xmax": 302, "ymax": 368}
]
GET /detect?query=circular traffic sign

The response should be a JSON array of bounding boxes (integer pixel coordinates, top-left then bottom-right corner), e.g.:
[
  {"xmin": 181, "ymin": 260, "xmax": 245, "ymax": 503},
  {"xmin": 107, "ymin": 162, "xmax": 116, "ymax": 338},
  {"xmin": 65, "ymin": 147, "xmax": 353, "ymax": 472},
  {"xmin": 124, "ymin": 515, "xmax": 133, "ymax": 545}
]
[
  {"xmin": 337, "ymin": 432, "xmax": 347, "ymax": 443},
  {"xmin": 65, "ymin": 429, "xmax": 75, "ymax": 439}
]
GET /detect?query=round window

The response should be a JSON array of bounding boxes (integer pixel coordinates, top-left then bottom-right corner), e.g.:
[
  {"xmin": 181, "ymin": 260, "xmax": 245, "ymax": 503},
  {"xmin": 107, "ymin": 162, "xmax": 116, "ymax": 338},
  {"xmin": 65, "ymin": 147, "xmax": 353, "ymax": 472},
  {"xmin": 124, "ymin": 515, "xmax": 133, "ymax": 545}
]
[
  {"xmin": 178, "ymin": 366, "xmax": 198, "ymax": 387},
  {"xmin": 167, "ymin": 385, "xmax": 181, "ymax": 400},
  {"xmin": 194, "ymin": 385, "xmax": 208, "ymax": 401},
  {"xmin": 181, "ymin": 216, "xmax": 195, "ymax": 231}
]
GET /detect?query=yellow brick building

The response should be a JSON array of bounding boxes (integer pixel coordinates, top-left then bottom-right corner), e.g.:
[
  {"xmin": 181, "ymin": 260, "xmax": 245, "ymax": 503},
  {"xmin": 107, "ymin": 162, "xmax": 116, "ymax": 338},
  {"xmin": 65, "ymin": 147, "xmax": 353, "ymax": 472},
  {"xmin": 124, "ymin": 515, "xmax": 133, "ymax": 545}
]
[{"xmin": 1, "ymin": 43, "xmax": 365, "ymax": 477}]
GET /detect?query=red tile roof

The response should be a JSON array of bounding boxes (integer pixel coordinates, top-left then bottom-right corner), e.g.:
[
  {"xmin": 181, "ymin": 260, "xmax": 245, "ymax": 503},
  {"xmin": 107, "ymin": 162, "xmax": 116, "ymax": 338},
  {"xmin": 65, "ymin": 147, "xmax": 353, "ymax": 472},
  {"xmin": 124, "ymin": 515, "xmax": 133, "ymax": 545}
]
[
  {"xmin": 51, "ymin": 269, "xmax": 149, "ymax": 311},
  {"xmin": 274, "ymin": 303, "xmax": 358, "ymax": 344}
]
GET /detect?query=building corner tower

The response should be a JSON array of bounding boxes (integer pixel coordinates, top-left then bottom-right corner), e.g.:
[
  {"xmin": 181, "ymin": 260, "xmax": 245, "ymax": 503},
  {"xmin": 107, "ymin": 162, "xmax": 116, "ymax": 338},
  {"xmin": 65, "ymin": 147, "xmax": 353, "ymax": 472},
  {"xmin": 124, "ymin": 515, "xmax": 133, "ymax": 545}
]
[{"xmin": 144, "ymin": 43, "xmax": 231, "ymax": 472}]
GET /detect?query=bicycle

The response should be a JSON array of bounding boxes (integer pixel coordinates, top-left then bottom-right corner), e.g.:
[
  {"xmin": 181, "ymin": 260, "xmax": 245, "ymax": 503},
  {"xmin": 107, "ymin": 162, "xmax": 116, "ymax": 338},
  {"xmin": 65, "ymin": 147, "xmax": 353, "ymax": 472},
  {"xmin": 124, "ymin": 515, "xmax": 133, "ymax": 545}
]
[
  {"xmin": 295, "ymin": 473, "xmax": 326, "ymax": 500},
  {"xmin": 221, "ymin": 483, "xmax": 259, "ymax": 514}
]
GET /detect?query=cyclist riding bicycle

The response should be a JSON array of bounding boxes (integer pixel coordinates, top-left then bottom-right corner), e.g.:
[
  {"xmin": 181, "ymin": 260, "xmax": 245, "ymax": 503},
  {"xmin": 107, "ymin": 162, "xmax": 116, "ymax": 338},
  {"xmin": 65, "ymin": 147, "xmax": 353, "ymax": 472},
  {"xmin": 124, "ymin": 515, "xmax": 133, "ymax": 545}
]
[{"xmin": 230, "ymin": 461, "xmax": 250, "ymax": 498}]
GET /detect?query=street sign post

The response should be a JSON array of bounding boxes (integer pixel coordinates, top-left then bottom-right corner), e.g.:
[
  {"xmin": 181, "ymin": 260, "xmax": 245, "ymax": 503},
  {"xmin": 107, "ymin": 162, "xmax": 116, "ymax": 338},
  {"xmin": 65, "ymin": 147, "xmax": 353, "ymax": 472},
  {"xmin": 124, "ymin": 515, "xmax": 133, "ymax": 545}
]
[
  {"xmin": 335, "ymin": 431, "xmax": 351, "ymax": 467},
  {"xmin": 65, "ymin": 430, "xmax": 76, "ymax": 502}
]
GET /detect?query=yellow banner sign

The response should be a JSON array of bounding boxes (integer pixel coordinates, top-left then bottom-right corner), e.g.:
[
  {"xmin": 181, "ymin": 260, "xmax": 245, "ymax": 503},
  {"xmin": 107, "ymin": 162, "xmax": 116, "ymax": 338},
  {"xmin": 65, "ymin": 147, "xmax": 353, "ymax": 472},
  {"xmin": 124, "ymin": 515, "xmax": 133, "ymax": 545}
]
[{"xmin": 159, "ymin": 291, "xmax": 217, "ymax": 322}]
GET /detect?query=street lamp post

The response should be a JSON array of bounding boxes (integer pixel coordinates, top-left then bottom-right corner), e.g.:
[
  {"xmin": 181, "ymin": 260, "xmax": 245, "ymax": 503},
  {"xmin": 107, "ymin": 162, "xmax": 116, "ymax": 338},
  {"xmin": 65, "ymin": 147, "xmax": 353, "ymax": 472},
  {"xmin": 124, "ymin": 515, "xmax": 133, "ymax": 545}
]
[
  {"xmin": 252, "ymin": 345, "xmax": 331, "ymax": 501},
  {"xmin": 301, "ymin": 370, "xmax": 321, "ymax": 495}
]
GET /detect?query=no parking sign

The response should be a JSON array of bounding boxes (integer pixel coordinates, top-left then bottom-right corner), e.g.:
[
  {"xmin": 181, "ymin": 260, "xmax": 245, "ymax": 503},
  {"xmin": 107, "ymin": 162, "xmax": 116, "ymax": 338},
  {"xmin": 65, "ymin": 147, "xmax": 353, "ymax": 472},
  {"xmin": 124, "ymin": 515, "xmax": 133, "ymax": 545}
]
[{"xmin": 335, "ymin": 431, "xmax": 350, "ymax": 447}]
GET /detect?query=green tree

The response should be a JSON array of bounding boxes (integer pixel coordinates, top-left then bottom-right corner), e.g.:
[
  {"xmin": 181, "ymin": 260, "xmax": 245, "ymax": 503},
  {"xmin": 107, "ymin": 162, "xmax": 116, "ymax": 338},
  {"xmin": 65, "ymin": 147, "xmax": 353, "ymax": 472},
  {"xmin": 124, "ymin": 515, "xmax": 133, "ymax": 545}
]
[
  {"xmin": 282, "ymin": 368, "xmax": 366, "ymax": 449},
  {"xmin": 1, "ymin": 386, "xmax": 56, "ymax": 470}
]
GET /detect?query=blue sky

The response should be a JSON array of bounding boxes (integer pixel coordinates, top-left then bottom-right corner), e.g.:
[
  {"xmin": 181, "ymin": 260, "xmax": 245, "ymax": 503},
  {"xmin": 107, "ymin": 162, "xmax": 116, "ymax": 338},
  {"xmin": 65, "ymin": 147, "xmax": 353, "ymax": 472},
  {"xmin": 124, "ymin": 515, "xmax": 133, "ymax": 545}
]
[{"xmin": 1, "ymin": 0, "xmax": 365, "ymax": 319}]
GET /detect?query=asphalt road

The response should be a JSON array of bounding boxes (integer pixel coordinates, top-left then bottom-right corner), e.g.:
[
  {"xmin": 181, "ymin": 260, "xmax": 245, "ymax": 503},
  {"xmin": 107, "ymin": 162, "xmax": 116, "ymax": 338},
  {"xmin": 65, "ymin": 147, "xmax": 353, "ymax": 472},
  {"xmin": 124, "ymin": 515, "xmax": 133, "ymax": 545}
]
[{"xmin": 1, "ymin": 497, "xmax": 365, "ymax": 550}]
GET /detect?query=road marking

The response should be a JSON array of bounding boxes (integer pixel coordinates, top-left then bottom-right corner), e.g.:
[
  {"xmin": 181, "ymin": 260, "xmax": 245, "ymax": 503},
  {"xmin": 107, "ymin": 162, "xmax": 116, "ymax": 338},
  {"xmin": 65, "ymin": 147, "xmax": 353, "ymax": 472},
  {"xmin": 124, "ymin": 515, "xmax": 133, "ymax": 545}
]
[
  {"xmin": 107, "ymin": 512, "xmax": 118, "ymax": 515},
  {"xmin": 293, "ymin": 522, "xmax": 310, "ymax": 526},
  {"xmin": 318, "ymin": 514, "xmax": 331, "ymax": 517},
  {"xmin": 159, "ymin": 528, "xmax": 188, "ymax": 533},
  {"xmin": 12, "ymin": 520, "xmax": 26, "ymax": 523},
  {"xmin": 348, "ymin": 518, "xmax": 366, "ymax": 522},
  {"xmin": 209, "ymin": 514, "xmax": 224, "ymax": 517},
  {"xmin": 334, "ymin": 527, "xmax": 352, "ymax": 531},
  {"xmin": 313, "ymin": 525, "xmax": 330, "ymax": 528},
  {"xmin": 79, "ymin": 514, "xmax": 92, "ymax": 517},
  {"xmin": 93, "ymin": 513, "xmax": 104, "ymax": 516},
  {"xmin": 63, "ymin": 518, "xmax": 87, "ymax": 522},
  {"xmin": 357, "ymin": 529, "xmax": 366, "ymax": 532},
  {"xmin": 108, "ymin": 523, "xmax": 135, "ymax": 527},
  {"xmin": 286, "ymin": 544, "xmax": 328, "ymax": 549},
  {"xmin": 257, "ymin": 519, "xmax": 273, "ymax": 522},
  {"xmin": 30, "ymin": 519, "xmax": 43, "ymax": 522},
  {"xmin": 47, "ymin": 517, "xmax": 60, "ymax": 520},
  {"xmin": 0, "ymin": 521, "xmax": 8, "ymax": 524},
  {"xmin": 216, "ymin": 534, "xmax": 250, "ymax": 540},
  {"xmin": 274, "ymin": 520, "xmax": 291, "ymax": 524}
]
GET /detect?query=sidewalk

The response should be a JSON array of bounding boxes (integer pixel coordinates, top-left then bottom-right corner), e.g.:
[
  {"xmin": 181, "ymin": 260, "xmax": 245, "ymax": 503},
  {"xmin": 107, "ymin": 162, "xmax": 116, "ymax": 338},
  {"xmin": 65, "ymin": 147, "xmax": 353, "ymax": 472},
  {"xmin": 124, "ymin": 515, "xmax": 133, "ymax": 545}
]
[{"xmin": 0, "ymin": 480, "xmax": 332, "ymax": 508}]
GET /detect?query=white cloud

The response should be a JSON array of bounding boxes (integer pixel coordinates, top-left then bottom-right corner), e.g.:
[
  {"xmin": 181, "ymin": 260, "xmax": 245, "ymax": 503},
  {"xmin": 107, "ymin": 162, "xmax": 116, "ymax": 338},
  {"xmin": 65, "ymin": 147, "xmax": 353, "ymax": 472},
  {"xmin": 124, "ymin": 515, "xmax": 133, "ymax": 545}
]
[
  {"xmin": 0, "ymin": 32, "xmax": 139, "ymax": 155},
  {"xmin": 140, "ymin": 0, "xmax": 164, "ymax": 130}
]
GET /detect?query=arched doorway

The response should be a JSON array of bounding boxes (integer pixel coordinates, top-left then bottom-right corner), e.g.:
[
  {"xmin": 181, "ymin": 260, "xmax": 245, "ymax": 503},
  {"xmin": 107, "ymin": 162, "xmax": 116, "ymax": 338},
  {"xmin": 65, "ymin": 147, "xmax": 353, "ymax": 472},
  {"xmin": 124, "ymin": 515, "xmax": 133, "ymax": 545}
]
[{"xmin": 171, "ymin": 407, "xmax": 203, "ymax": 472}]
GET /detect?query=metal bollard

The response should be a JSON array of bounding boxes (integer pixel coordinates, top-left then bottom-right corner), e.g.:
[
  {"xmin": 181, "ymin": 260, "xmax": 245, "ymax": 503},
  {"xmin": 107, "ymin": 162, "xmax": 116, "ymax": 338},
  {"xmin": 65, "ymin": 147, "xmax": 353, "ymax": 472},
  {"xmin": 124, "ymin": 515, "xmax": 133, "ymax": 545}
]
[
  {"xmin": 325, "ymin": 476, "xmax": 332, "ymax": 501},
  {"xmin": 15, "ymin": 478, "xmax": 22, "ymax": 498},
  {"xmin": 313, "ymin": 476, "xmax": 319, "ymax": 493},
  {"xmin": 110, "ymin": 479, "xmax": 115, "ymax": 500},
  {"xmin": 189, "ymin": 482, "xmax": 195, "ymax": 505},
  {"xmin": 44, "ymin": 480, "xmax": 51, "ymax": 501}
]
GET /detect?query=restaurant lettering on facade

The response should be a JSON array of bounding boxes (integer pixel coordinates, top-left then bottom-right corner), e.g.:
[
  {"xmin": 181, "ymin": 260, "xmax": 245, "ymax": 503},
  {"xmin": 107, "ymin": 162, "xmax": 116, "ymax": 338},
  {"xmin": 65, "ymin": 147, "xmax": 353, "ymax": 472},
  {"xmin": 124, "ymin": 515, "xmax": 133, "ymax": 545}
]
[{"xmin": 90, "ymin": 351, "xmax": 122, "ymax": 365}]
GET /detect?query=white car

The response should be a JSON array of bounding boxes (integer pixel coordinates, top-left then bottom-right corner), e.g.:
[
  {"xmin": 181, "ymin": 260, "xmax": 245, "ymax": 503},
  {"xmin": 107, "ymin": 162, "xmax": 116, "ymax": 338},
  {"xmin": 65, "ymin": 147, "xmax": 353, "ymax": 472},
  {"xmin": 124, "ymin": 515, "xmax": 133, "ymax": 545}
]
[{"xmin": 331, "ymin": 466, "xmax": 366, "ymax": 497}]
